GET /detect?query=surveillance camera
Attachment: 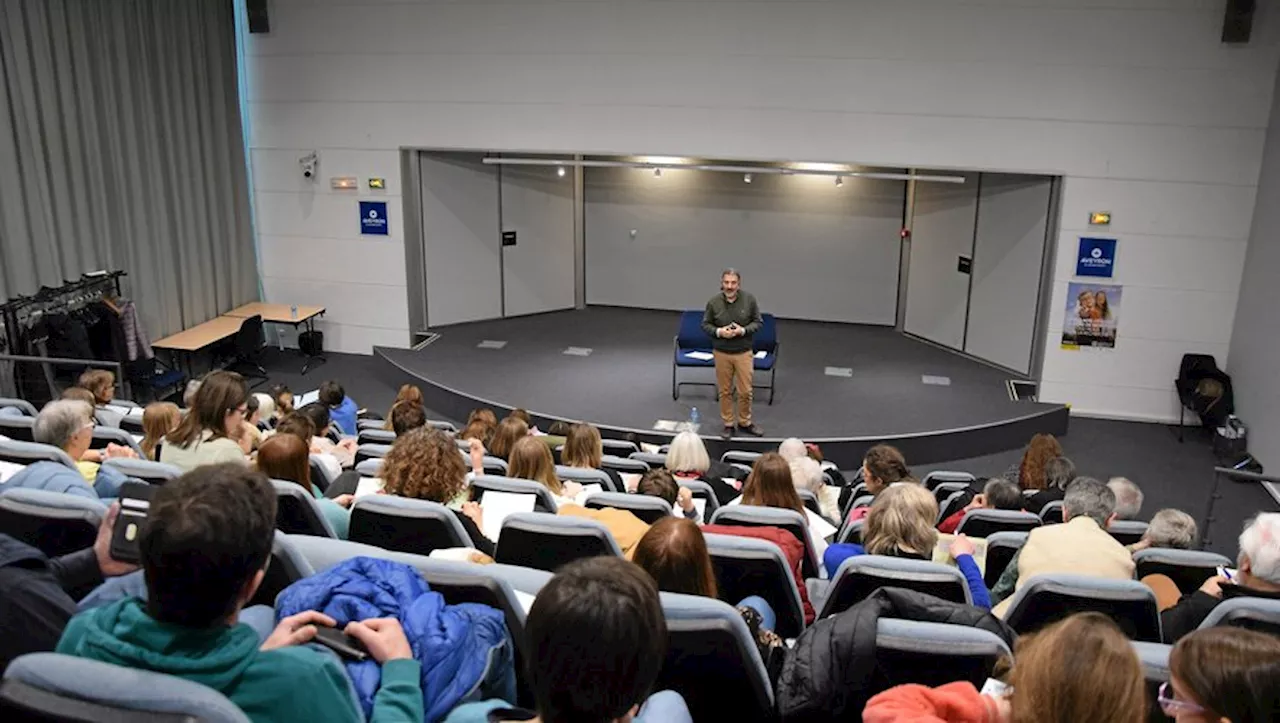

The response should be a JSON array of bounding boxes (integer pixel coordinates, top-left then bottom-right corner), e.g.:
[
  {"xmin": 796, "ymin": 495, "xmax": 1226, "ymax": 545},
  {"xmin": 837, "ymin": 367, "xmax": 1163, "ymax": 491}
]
[{"xmin": 299, "ymin": 151, "xmax": 318, "ymax": 181}]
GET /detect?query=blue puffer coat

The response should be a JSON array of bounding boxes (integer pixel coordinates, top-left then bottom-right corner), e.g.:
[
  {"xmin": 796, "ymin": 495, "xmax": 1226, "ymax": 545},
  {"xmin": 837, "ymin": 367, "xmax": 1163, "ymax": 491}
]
[{"xmin": 276, "ymin": 557, "xmax": 513, "ymax": 722}]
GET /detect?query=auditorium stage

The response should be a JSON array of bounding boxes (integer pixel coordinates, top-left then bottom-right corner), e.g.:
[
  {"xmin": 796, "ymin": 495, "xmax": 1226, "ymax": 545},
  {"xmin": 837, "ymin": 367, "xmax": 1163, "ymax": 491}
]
[{"xmin": 374, "ymin": 307, "xmax": 1068, "ymax": 467}]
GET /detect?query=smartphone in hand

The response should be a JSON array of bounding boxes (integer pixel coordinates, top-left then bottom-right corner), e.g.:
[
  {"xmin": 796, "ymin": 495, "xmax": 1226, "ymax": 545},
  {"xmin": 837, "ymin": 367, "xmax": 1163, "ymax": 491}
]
[
  {"xmin": 109, "ymin": 482, "xmax": 156, "ymax": 564},
  {"xmin": 312, "ymin": 626, "xmax": 369, "ymax": 662}
]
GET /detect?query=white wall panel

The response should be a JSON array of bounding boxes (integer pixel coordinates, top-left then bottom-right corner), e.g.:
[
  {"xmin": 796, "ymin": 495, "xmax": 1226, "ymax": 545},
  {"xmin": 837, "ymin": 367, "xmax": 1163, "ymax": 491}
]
[
  {"xmin": 259, "ymin": 235, "xmax": 407, "ymax": 287},
  {"xmin": 255, "ymin": 192, "xmax": 403, "ymax": 243},
  {"xmin": 244, "ymin": 0, "xmax": 1279, "ymax": 419}
]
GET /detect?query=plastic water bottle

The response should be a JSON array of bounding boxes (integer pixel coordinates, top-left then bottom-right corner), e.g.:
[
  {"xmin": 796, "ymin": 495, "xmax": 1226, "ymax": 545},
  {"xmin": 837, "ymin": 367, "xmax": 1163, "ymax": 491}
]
[
  {"xmin": 689, "ymin": 407, "xmax": 700, "ymax": 432},
  {"xmin": 290, "ymin": 304, "xmax": 298, "ymax": 320}
]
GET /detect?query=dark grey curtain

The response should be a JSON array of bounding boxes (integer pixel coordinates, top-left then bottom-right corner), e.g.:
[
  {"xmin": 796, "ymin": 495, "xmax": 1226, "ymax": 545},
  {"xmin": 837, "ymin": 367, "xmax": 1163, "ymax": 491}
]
[{"xmin": 0, "ymin": 0, "xmax": 258, "ymax": 338}]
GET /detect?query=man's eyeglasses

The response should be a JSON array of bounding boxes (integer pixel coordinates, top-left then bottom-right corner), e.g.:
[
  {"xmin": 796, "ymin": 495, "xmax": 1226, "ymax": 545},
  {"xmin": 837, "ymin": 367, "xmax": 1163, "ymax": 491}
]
[{"xmin": 1157, "ymin": 682, "xmax": 1205, "ymax": 716}]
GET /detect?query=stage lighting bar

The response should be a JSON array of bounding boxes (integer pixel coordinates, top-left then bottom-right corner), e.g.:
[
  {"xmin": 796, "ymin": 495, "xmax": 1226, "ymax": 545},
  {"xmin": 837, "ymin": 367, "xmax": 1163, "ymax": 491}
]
[{"xmin": 480, "ymin": 157, "xmax": 966, "ymax": 184}]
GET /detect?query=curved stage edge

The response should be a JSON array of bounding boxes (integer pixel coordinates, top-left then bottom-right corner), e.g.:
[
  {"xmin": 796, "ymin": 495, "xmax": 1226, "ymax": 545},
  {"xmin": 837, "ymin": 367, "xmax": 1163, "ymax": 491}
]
[{"xmin": 373, "ymin": 346, "xmax": 1069, "ymax": 469}]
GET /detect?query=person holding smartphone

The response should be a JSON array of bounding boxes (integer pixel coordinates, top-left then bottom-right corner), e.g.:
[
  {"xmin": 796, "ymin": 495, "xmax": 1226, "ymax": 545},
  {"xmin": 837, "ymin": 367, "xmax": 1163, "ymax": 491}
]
[{"xmin": 0, "ymin": 503, "xmax": 138, "ymax": 674}]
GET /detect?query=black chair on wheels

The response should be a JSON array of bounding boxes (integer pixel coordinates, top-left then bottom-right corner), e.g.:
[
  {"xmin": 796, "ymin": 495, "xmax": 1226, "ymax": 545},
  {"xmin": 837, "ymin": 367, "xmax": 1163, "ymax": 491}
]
[
  {"xmin": 1174, "ymin": 353, "xmax": 1232, "ymax": 443},
  {"xmin": 227, "ymin": 314, "xmax": 268, "ymax": 386}
]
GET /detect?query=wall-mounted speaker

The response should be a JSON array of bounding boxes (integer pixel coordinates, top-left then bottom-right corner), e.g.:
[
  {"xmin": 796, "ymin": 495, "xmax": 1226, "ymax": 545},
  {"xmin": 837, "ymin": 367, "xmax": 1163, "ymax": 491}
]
[
  {"xmin": 1222, "ymin": 0, "xmax": 1254, "ymax": 43},
  {"xmin": 247, "ymin": 0, "xmax": 270, "ymax": 34}
]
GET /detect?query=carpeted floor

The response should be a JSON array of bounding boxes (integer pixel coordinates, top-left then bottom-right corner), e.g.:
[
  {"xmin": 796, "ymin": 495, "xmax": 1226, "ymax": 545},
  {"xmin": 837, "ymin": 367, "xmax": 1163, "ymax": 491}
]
[{"xmin": 259, "ymin": 349, "xmax": 1275, "ymax": 558}]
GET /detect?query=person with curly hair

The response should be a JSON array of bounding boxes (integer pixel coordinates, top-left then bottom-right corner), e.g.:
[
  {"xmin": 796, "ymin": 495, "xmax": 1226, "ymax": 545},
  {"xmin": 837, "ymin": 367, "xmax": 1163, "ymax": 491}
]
[
  {"xmin": 1006, "ymin": 433, "xmax": 1063, "ymax": 493},
  {"xmin": 381, "ymin": 428, "xmax": 493, "ymax": 555}
]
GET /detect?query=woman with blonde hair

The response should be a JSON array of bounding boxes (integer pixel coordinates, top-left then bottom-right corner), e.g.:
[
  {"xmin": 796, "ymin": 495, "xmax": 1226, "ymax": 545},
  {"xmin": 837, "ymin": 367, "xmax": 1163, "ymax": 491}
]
[
  {"xmin": 865, "ymin": 612, "xmax": 1145, "ymax": 723},
  {"xmin": 822, "ymin": 482, "xmax": 990, "ymax": 608},
  {"xmin": 507, "ymin": 435, "xmax": 567, "ymax": 499},
  {"xmin": 664, "ymin": 430, "xmax": 742, "ymax": 504},
  {"xmin": 381, "ymin": 427, "xmax": 493, "ymax": 554},
  {"xmin": 139, "ymin": 402, "xmax": 181, "ymax": 461},
  {"xmin": 382, "ymin": 384, "xmax": 423, "ymax": 431},
  {"xmin": 561, "ymin": 422, "xmax": 625, "ymax": 492}
]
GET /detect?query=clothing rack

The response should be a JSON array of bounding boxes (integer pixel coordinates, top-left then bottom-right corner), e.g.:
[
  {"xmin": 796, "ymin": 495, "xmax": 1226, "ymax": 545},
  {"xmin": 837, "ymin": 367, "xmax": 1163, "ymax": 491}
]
[{"xmin": 0, "ymin": 270, "xmax": 128, "ymax": 402}]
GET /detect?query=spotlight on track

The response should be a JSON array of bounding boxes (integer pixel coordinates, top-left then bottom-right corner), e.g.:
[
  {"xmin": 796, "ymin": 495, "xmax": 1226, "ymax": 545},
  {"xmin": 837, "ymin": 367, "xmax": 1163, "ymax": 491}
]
[
  {"xmin": 835, "ymin": 175, "xmax": 844, "ymax": 187},
  {"xmin": 743, "ymin": 173, "xmax": 752, "ymax": 183},
  {"xmin": 557, "ymin": 166, "xmax": 566, "ymax": 178},
  {"xmin": 653, "ymin": 167, "xmax": 662, "ymax": 178}
]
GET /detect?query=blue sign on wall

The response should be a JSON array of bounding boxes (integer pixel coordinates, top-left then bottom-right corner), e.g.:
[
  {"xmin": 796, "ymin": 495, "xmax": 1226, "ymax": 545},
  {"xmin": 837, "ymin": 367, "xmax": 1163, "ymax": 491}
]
[
  {"xmin": 1076, "ymin": 237, "xmax": 1116, "ymax": 278},
  {"xmin": 359, "ymin": 201, "xmax": 389, "ymax": 236}
]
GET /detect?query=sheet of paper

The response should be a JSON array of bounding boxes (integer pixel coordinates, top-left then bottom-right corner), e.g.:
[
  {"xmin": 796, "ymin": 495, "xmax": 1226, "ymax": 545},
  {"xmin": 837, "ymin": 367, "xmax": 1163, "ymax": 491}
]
[
  {"xmin": 479, "ymin": 490, "xmax": 536, "ymax": 541},
  {"xmin": 672, "ymin": 498, "xmax": 707, "ymax": 520},
  {"xmin": 354, "ymin": 477, "xmax": 384, "ymax": 499},
  {"xmin": 107, "ymin": 405, "xmax": 144, "ymax": 418},
  {"xmin": 685, "ymin": 351, "xmax": 714, "ymax": 361},
  {"xmin": 0, "ymin": 460, "xmax": 26, "ymax": 483},
  {"xmin": 805, "ymin": 508, "xmax": 838, "ymax": 541},
  {"xmin": 652, "ymin": 420, "xmax": 680, "ymax": 432},
  {"xmin": 131, "ymin": 435, "xmax": 144, "ymax": 445},
  {"xmin": 754, "ymin": 350, "xmax": 766, "ymax": 359},
  {"xmin": 932, "ymin": 533, "xmax": 989, "ymax": 574},
  {"xmin": 620, "ymin": 473, "xmax": 642, "ymax": 492},
  {"xmin": 513, "ymin": 589, "xmax": 537, "ymax": 614},
  {"xmin": 295, "ymin": 389, "xmax": 320, "ymax": 407},
  {"xmin": 572, "ymin": 483, "xmax": 604, "ymax": 506}
]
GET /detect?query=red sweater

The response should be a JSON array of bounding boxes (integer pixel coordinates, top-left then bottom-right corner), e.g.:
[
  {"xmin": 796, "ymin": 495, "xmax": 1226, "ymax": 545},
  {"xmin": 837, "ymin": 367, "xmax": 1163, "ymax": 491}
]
[
  {"xmin": 864, "ymin": 682, "xmax": 1002, "ymax": 723},
  {"xmin": 702, "ymin": 523, "xmax": 816, "ymax": 623}
]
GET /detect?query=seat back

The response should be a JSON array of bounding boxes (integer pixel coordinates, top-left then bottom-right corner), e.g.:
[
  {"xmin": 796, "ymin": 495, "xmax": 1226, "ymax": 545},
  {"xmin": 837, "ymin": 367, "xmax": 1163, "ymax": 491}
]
[
  {"xmin": 840, "ymin": 481, "xmax": 869, "ymax": 519},
  {"xmin": 753, "ymin": 313, "xmax": 778, "ymax": 353},
  {"xmin": 936, "ymin": 490, "xmax": 969, "ymax": 525},
  {"xmin": 234, "ymin": 315, "xmax": 265, "ymax": 357},
  {"xmin": 583, "ymin": 491, "xmax": 671, "ymax": 524},
  {"xmin": 1133, "ymin": 548, "xmax": 1233, "ymax": 596},
  {"xmin": 88, "ymin": 427, "xmax": 144, "ymax": 458},
  {"xmin": 870, "ymin": 619, "xmax": 1012, "ymax": 698},
  {"xmin": 354, "ymin": 458, "xmax": 383, "ymax": 477},
  {"xmin": 0, "ymin": 489, "xmax": 106, "ymax": 558},
  {"xmin": 720, "ymin": 450, "xmax": 761, "ymax": 466},
  {"xmin": 600, "ymin": 455, "xmax": 649, "ymax": 475},
  {"xmin": 118, "ymin": 416, "xmax": 146, "ymax": 435},
  {"xmin": 427, "ymin": 419, "xmax": 457, "ymax": 432},
  {"xmin": 0, "ymin": 398, "xmax": 38, "ymax": 417},
  {"xmin": 1108, "ymin": 520, "xmax": 1149, "ymax": 546},
  {"xmin": 796, "ymin": 489, "xmax": 826, "ymax": 521},
  {"xmin": 954, "ymin": 509, "xmax": 1042, "ymax": 538},
  {"xmin": 1038, "ymin": 500, "xmax": 1064, "ymax": 524},
  {"xmin": 307, "ymin": 456, "xmax": 334, "ymax": 494},
  {"xmin": 102, "ymin": 458, "xmax": 182, "ymax": 486},
  {"xmin": 1197, "ymin": 596, "xmax": 1280, "ymax": 636},
  {"xmin": 2, "ymin": 652, "xmax": 249, "ymax": 723},
  {"xmin": 1003, "ymin": 573, "xmax": 1161, "ymax": 641},
  {"xmin": 0, "ymin": 440, "xmax": 78, "ymax": 470},
  {"xmin": 0, "ymin": 417, "xmax": 36, "ymax": 443},
  {"xmin": 348, "ymin": 496, "xmax": 471, "ymax": 555},
  {"xmin": 820, "ymin": 555, "xmax": 972, "ymax": 619},
  {"xmin": 269, "ymin": 480, "xmax": 337, "ymax": 538},
  {"xmin": 837, "ymin": 519, "xmax": 864, "ymax": 545},
  {"xmin": 681, "ymin": 480, "xmax": 720, "ymax": 523},
  {"xmin": 248, "ymin": 531, "xmax": 312, "ymax": 609},
  {"xmin": 354, "ymin": 443, "xmax": 391, "ymax": 465},
  {"xmin": 495, "ymin": 512, "xmax": 620, "ymax": 572},
  {"xmin": 599, "ymin": 439, "xmax": 639, "ymax": 456},
  {"xmin": 922, "ymin": 470, "xmax": 977, "ymax": 491},
  {"xmin": 655, "ymin": 591, "xmax": 774, "ymax": 723},
  {"xmin": 356, "ymin": 429, "xmax": 396, "ymax": 445},
  {"xmin": 675, "ymin": 310, "xmax": 713, "ymax": 350},
  {"xmin": 470, "ymin": 476, "xmax": 558, "ymax": 513},
  {"xmin": 983, "ymin": 531, "xmax": 1028, "ymax": 589},
  {"xmin": 555, "ymin": 466, "xmax": 618, "ymax": 493},
  {"xmin": 704, "ymin": 532, "xmax": 806, "ymax": 639},
  {"xmin": 931, "ymin": 481, "xmax": 970, "ymax": 506},
  {"xmin": 710, "ymin": 505, "xmax": 819, "ymax": 579},
  {"xmin": 628, "ymin": 451, "xmax": 665, "ymax": 468}
]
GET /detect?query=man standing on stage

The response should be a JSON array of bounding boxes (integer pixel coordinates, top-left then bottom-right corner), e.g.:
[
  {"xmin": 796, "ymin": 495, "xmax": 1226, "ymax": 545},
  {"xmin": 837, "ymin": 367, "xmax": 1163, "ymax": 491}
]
[{"xmin": 702, "ymin": 268, "xmax": 764, "ymax": 439}]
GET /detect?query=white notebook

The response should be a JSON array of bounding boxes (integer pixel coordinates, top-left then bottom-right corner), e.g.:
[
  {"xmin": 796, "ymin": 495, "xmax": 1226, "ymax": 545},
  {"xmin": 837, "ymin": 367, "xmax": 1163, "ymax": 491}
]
[
  {"xmin": 479, "ymin": 490, "xmax": 536, "ymax": 541},
  {"xmin": 354, "ymin": 477, "xmax": 385, "ymax": 498}
]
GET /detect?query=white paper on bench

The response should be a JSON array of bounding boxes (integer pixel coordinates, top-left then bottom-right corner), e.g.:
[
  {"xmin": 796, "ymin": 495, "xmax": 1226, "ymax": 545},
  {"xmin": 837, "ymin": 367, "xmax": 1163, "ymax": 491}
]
[
  {"xmin": 480, "ymin": 490, "xmax": 536, "ymax": 541},
  {"xmin": 107, "ymin": 405, "xmax": 144, "ymax": 418},
  {"xmin": 754, "ymin": 350, "xmax": 766, "ymax": 359},
  {"xmin": 684, "ymin": 351, "xmax": 713, "ymax": 361},
  {"xmin": 672, "ymin": 498, "xmax": 707, "ymax": 520},
  {"xmin": 354, "ymin": 477, "xmax": 384, "ymax": 498},
  {"xmin": 571, "ymin": 483, "xmax": 603, "ymax": 506},
  {"xmin": 0, "ymin": 461, "xmax": 26, "ymax": 483}
]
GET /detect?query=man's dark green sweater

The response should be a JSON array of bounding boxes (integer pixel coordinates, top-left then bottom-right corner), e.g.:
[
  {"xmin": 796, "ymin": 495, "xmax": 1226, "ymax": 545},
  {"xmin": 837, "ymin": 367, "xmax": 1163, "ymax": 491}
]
[{"xmin": 702, "ymin": 291, "xmax": 762, "ymax": 354}]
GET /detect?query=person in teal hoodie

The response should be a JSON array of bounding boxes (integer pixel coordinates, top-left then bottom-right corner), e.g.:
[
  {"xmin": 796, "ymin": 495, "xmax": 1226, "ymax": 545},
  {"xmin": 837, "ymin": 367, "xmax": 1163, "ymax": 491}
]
[{"xmin": 56, "ymin": 463, "xmax": 421, "ymax": 723}]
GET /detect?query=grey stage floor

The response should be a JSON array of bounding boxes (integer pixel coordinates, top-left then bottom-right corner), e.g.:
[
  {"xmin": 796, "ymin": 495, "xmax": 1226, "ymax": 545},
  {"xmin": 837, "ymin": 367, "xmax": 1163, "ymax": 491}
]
[{"xmin": 378, "ymin": 307, "xmax": 1056, "ymax": 439}]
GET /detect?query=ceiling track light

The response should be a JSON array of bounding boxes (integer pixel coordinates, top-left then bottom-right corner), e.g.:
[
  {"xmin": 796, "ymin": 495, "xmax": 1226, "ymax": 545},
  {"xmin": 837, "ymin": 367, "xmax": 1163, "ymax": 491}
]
[
  {"xmin": 479, "ymin": 157, "xmax": 966, "ymax": 184},
  {"xmin": 835, "ymin": 176, "xmax": 844, "ymax": 187},
  {"xmin": 653, "ymin": 167, "xmax": 662, "ymax": 178},
  {"xmin": 556, "ymin": 166, "xmax": 566, "ymax": 177},
  {"xmin": 743, "ymin": 173, "xmax": 753, "ymax": 183}
]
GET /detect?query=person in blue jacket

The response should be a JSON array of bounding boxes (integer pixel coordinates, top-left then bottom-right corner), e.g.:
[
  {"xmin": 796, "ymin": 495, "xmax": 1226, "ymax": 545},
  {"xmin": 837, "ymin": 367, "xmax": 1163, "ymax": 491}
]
[
  {"xmin": 4, "ymin": 400, "xmax": 128, "ymax": 500},
  {"xmin": 824, "ymin": 482, "xmax": 990, "ymax": 609},
  {"xmin": 56, "ymin": 463, "xmax": 423, "ymax": 723},
  {"xmin": 319, "ymin": 380, "xmax": 359, "ymax": 437}
]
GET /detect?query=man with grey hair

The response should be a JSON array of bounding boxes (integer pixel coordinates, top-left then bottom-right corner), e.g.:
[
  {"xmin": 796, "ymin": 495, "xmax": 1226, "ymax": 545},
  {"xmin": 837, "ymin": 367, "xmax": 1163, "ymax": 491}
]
[
  {"xmin": 991, "ymin": 477, "xmax": 1134, "ymax": 617},
  {"xmin": 4, "ymin": 401, "xmax": 128, "ymax": 500},
  {"xmin": 701, "ymin": 268, "xmax": 763, "ymax": 439},
  {"xmin": 1107, "ymin": 476, "xmax": 1144, "ymax": 521},
  {"xmin": 1131, "ymin": 508, "xmax": 1197, "ymax": 551},
  {"xmin": 1160, "ymin": 512, "xmax": 1280, "ymax": 642}
]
